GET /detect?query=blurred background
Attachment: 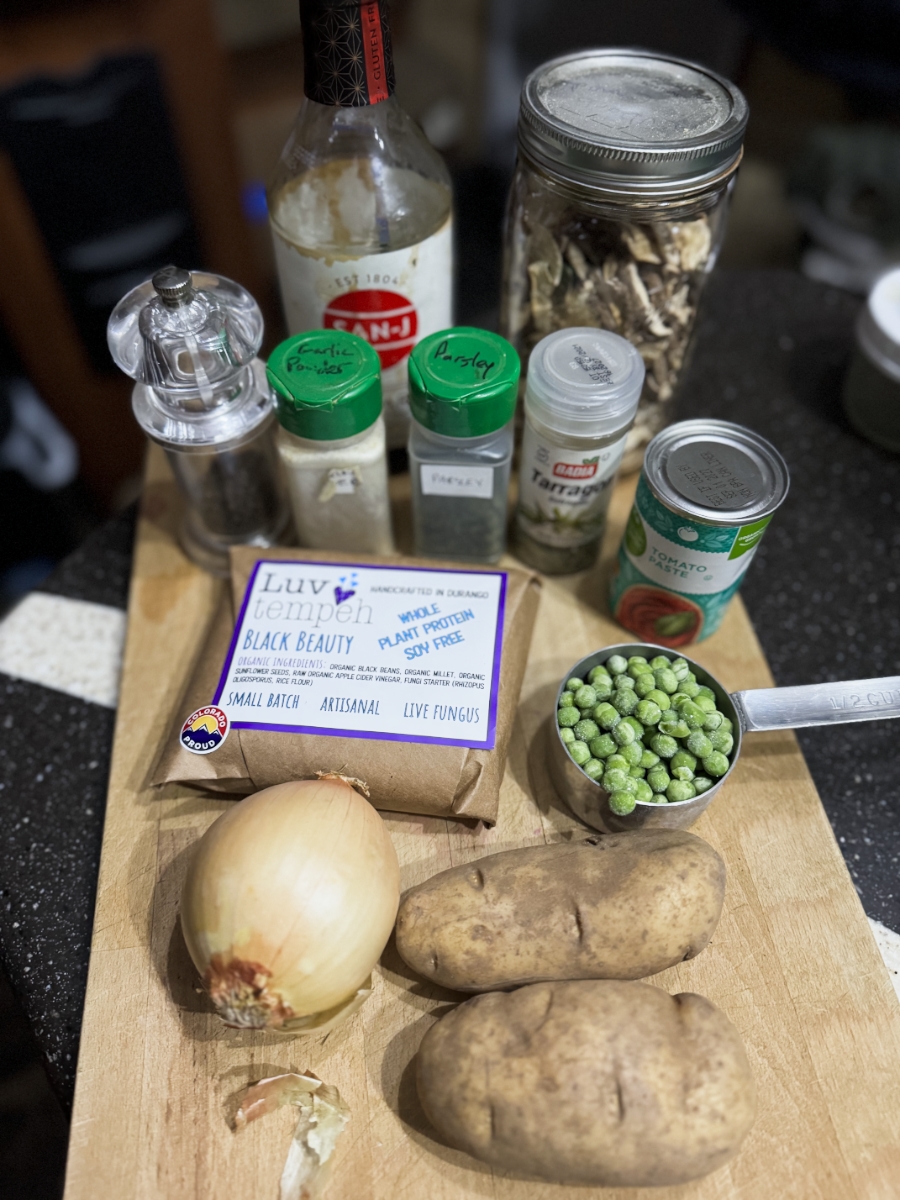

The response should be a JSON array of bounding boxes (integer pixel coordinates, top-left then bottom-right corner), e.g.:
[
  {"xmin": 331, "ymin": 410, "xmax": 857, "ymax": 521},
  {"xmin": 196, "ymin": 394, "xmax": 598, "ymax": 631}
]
[{"xmin": 0, "ymin": 0, "xmax": 898, "ymax": 1194}]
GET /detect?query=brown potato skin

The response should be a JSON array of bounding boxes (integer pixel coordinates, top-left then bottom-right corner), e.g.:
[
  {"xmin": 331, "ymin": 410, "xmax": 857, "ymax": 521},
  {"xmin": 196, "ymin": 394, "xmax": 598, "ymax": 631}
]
[
  {"xmin": 396, "ymin": 829, "xmax": 725, "ymax": 990},
  {"xmin": 417, "ymin": 980, "xmax": 756, "ymax": 1186}
]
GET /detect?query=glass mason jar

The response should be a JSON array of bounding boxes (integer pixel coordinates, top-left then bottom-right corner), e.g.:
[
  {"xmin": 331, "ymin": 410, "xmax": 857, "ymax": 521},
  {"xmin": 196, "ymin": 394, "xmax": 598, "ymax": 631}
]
[{"xmin": 501, "ymin": 49, "xmax": 748, "ymax": 473}]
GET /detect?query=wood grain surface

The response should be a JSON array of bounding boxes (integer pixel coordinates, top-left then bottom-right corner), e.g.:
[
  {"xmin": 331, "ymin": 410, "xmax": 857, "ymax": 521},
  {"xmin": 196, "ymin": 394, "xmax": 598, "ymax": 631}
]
[{"xmin": 63, "ymin": 447, "xmax": 900, "ymax": 1200}]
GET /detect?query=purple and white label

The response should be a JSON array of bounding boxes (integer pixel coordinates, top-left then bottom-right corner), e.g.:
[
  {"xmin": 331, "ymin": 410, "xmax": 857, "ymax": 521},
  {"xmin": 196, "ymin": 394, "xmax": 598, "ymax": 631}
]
[{"xmin": 213, "ymin": 559, "xmax": 507, "ymax": 750}]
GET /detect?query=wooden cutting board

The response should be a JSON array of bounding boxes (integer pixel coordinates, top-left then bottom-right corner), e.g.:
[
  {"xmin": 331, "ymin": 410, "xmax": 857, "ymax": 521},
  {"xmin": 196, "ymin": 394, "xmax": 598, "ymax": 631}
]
[{"xmin": 63, "ymin": 446, "xmax": 900, "ymax": 1200}]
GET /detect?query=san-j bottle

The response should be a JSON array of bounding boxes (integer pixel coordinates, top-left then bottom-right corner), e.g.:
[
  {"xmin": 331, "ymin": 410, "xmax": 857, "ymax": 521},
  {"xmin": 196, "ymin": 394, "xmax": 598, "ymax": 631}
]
[
  {"xmin": 107, "ymin": 266, "xmax": 287, "ymax": 576},
  {"xmin": 269, "ymin": 0, "xmax": 454, "ymax": 449}
]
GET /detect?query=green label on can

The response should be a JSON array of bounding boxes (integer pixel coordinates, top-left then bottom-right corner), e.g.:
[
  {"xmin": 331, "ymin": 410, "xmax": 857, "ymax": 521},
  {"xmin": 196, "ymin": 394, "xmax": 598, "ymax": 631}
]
[{"xmin": 609, "ymin": 476, "xmax": 773, "ymax": 646}]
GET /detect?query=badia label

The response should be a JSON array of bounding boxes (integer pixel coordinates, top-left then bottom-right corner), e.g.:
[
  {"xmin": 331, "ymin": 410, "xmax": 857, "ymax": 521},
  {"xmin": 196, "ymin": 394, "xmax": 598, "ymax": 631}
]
[{"xmin": 609, "ymin": 475, "xmax": 773, "ymax": 646}]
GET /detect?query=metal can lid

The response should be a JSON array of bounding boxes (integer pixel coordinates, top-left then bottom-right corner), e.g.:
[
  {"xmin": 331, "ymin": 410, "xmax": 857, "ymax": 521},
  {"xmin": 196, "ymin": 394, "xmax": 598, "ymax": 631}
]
[
  {"xmin": 643, "ymin": 419, "xmax": 789, "ymax": 526},
  {"xmin": 518, "ymin": 49, "xmax": 748, "ymax": 198}
]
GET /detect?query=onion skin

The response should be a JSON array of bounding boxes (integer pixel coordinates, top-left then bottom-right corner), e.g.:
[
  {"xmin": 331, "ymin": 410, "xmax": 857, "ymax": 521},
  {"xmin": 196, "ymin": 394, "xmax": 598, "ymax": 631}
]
[{"xmin": 180, "ymin": 777, "xmax": 400, "ymax": 1032}]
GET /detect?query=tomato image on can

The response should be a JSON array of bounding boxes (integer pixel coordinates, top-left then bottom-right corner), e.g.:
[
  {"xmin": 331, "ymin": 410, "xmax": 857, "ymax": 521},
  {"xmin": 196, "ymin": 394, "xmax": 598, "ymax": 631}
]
[{"xmin": 610, "ymin": 420, "xmax": 789, "ymax": 645}]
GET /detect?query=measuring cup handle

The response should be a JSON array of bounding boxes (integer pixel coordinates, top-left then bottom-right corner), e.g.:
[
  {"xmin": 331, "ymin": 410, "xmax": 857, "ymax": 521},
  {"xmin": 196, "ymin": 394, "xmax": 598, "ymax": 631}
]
[{"xmin": 732, "ymin": 677, "xmax": 900, "ymax": 732}]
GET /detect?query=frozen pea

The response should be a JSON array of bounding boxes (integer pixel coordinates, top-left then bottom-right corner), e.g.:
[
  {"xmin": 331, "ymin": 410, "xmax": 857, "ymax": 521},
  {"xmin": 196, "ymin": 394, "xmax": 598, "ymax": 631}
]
[
  {"xmin": 558, "ymin": 691, "xmax": 575, "ymax": 708},
  {"xmin": 569, "ymin": 740, "xmax": 591, "ymax": 766},
  {"xmin": 574, "ymin": 685, "xmax": 597, "ymax": 709},
  {"xmin": 686, "ymin": 730, "xmax": 714, "ymax": 758},
  {"xmin": 634, "ymin": 779, "xmax": 654, "ymax": 803},
  {"xmin": 671, "ymin": 750, "xmax": 697, "ymax": 773},
  {"xmin": 606, "ymin": 655, "xmax": 628, "ymax": 675},
  {"xmin": 627, "ymin": 655, "xmax": 649, "ymax": 667},
  {"xmin": 609, "ymin": 790, "xmax": 636, "ymax": 816},
  {"xmin": 606, "ymin": 754, "xmax": 629, "ymax": 773},
  {"xmin": 649, "ymin": 654, "xmax": 670, "ymax": 670},
  {"xmin": 695, "ymin": 695, "xmax": 717, "ymax": 714},
  {"xmin": 574, "ymin": 718, "xmax": 600, "ymax": 743},
  {"xmin": 614, "ymin": 674, "xmax": 637, "ymax": 691},
  {"xmin": 646, "ymin": 689, "xmax": 671, "ymax": 711},
  {"xmin": 560, "ymin": 726, "xmax": 576, "ymax": 745},
  {"xmin": 582, "ymin": 757, "xmax": 604, "ymax": 781},
  {"xmin": 565, "ymin": 676, "xmax": 584, "ymax": 692},
  {"xmin": 667, "ymin": 779, "xmax": 697, "ymax": 803},
  {"xmin": 671, "ymin": 658, "xmax": 691, "ymax": 682},
  {"xmin": 627, "ymin": 662, "xmax": 654, "ymax": 680},
  {"xmin": 672, "ymin": 766, "xmax": 695, "ymax": 782},
  {"xmin": 634, "ymin": 673, "xmax": 657, "ymax": 698},
  {"xmin": 703, "ymin": 710, "xmax": 724, "ymax": 732},
  {"xmin": 591, "ymin": 679, "xmax": 613, "ymax": 702},
  {"xmin": 645, "ymin": 792, "xmax": 668, "ymax": 804},
  {"xmin": 719, "ymin": 717, "xmax": 734, "ymax": 735},
  {"xmin": 650, "ymin": 733, "xmax": 678, "ymax": 759},
  {"xmin": 635, "ymin": 699, "xmax": 662, "ymax": 726},
  {"xmin": 611, "ymin": 689, "xmax": 639, "ymax": 716},
  {"xmin": 710, "ymin": 730, "xmax": 734, "ymax": 755},
  {"xmin": 692, "ymin": 775, "xmax": 714, "ymax": 794},
  {"xmin": 670, "ymin": 692, "xmax": 691, "ymax": 711},
  {"xmin": 594, "ymin": 702, "xmax": 620, "ymax": 730},
  {"xmin": 680, "ymin": 700, "xmax": 707, "ymax": 729},
  {"xmin": 696, "ymin": 685, "xmax": 715, "ymax": 701},
  {"xmin": 702, "ymin": 751, "xmax": 730, "ymax": 777},
  {"xmin": 621, "ymin": 741, "xmax": 644, "ymax": 767},
  {"xmin": 647, "ymin": 766, "xmax": 671, "ymax": 793},
  {"xmin": 588, "ymin": 733, "xmax": 617, "ymax": 759},
  {"xmin": 612, "ymin": 721, "xmax": 637, "ymax": 747},
  {"xmin": 653, "ymin": 668, "xmax": 679, "ymax": 694},
  {"xmin": 640, "ymin": 748, "xmax": 660, "ymax": 770},
  {"xmin": 557, "ymin": 706, "xmax": 580, "ymax": 728},
  {"xmin": 629, "ymin": 765, "xmax": 646, "ymax": 778},
  {"xmin": 602, "ymin": 767, "xmax": 629, "ymax": 792},
  {"xmin": 622, "ymin": 716, "xmax": 644, "ymax": 736},
  {"xmin": 658, "ymin": 717, "xmax": 690, "ymax": 739},
  {"xmin": 676, "ymin": 679, "xmax": 701, "ymax": 698},
  {"xmin": 588, "ymin": 665, "xmax": 612, "ymax": 686}
]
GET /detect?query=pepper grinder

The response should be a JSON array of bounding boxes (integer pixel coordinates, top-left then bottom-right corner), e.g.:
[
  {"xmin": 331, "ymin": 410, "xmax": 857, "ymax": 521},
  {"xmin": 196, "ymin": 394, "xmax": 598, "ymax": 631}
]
[{"xmin": 108, "ymin": 266, "xmax": 288, "ymax": 575}]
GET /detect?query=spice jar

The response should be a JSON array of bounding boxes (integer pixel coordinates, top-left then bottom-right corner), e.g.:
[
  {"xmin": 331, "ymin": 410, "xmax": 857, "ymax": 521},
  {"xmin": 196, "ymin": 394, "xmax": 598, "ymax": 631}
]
[
  {"xmin": 842, "ymin": 267, "xmax": 900, "ymax": 453},
  {"xmin": 107, "ymin": 267, "xmax": 287, "ymax": 576},
  {"xmin": 514, "ymin": 328, "xmax": 644, "ymax": 575},
  {"xmin": 267, "ymin": 330, "xmax": 394, "ymax": 554},
  {"xmin": 408, "ymin": 328, "xmax": 520, "ymax": 563},
  {"xmin": 501, "ymin": 49, "xmax": 748, "ymax": 471}
]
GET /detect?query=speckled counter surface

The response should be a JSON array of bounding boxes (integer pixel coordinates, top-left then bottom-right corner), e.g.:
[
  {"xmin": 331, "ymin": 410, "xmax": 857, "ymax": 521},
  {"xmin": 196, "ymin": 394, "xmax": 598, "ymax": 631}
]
[{"xmin": 0, "ymin": 271, "xmax": 898, "ymax": 1113}]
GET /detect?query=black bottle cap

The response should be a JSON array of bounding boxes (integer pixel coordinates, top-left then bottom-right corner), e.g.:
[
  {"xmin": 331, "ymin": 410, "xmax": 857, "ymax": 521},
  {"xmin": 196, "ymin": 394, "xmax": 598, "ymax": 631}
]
[{"xmin": 299, "ymin": 0, "xmax": 395, "ymax": 107}]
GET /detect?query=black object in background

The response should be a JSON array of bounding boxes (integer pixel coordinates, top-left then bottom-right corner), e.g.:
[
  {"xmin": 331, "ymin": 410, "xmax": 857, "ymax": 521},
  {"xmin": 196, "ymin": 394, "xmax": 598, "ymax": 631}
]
[{"xmin": 0, "ymin": 53, "xmax": 203, "ymax": 373}]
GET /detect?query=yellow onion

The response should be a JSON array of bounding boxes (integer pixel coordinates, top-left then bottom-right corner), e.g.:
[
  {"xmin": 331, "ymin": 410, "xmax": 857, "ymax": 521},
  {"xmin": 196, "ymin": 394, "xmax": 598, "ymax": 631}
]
[{"xmin": 180, "ymin": 774, "xmax": 400, "ymax": 1033}]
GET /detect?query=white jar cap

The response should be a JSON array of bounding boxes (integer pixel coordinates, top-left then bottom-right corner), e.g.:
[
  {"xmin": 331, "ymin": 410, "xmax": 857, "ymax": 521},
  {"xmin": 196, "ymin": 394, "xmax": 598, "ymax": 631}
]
[
  {"xmin": 858, "ymin": 267, "xmax": 900, "ymax": 383},
  {"xmin": 525, "ymin": 328, "xmax": 645, "ymax": 438}
]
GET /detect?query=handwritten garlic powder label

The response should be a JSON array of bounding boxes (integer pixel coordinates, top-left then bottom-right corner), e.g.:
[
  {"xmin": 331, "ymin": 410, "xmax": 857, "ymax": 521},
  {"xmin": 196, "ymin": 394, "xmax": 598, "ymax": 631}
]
[{"xmin": 213, "ymin": 560, "xmax": 507, "ymax": 749}]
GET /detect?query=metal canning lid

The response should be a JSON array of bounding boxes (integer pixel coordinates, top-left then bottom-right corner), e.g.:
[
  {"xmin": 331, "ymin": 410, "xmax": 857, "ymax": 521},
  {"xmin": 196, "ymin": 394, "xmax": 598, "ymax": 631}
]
[
  {"xmin": 408, "ymin": 327, "xmax": 520, "ymax": 438},
  {"xmin": 519, "ymin": 49, "xmax": 748, "ymax": 198},
  {"xmin": 266, "ymin": 330, "xmax": 382, "ymax": 440},
  {"xmin": 643, "ymin": 419, "xmax": 789, "ymax": 526}
]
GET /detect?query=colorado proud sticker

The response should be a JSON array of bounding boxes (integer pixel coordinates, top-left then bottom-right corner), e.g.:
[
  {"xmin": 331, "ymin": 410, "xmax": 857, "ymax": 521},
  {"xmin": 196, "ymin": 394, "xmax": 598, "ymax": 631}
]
[{"xmin": 180, "ymin": 705, "xmax": 229, "ymax": 755}]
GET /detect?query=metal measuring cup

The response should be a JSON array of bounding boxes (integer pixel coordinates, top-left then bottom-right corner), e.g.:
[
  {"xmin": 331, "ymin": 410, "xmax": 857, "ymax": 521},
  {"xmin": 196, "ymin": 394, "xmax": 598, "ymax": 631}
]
[{"xmin": 548, "ymin": 642, "xmax": 900, "ymax": 834}]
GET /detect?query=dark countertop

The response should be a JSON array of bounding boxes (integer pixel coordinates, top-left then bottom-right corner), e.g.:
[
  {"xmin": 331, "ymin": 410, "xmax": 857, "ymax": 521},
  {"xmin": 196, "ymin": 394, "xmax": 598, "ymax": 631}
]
[{"xmin": 0, "ymin": 270, "xmax": 898, "ymax": 1114}]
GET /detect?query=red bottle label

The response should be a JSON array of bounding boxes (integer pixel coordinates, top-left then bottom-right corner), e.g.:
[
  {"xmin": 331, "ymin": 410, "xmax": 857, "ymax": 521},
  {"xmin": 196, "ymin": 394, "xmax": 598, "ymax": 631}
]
[{"xmin": 323, "ymin": 288, "xmax": 418, "ymax": 369}]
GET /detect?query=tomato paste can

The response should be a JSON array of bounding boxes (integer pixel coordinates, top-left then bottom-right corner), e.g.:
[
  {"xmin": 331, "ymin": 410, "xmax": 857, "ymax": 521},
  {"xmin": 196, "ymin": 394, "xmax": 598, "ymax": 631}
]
[{"xmin": 609, "ymin": 419, "xmax": 789, "ymax": 646}]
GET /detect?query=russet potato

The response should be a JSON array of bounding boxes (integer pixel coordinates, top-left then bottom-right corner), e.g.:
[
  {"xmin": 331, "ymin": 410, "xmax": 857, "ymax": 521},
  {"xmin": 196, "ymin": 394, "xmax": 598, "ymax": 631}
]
[
  {"xmin": 396, "ymin": 829, "xmax": 725, "ymax": 990},
  {"xmin": 417, "ymin": 979, "xmax": 756, "ymax": 1186}
]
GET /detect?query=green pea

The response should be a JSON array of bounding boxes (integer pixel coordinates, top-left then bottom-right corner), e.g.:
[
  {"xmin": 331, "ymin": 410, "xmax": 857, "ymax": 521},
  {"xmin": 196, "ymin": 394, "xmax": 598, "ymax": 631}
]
[
  {"xmin": 621, "ymin": 741, "xmax": 644, "ymax": 767},
  {"xmin": 627, "ymin": 655, "xmax": 649, "ymax": 668},
  {"xmin": 612, "ymin": 721, "xmax": 636, "ymax": 747},
  {"xmin": 629, "ymin": 765, "xmax": 646, "ymax": 778},
  {"xmin": 703, "ymin": 711, "xmax": 724, "ymax": 731},
  {"xmin": 667, "ymin": 779, "xmax": 697, "ymax": 803},
  {"xmin": 591, "ymin": 679, "xmax": 613, "ymax": 702},
  {"xmin": 695, "ymin": 695, "xmax": 717, "ymax": 714},
  {"xmin": 634, "ymin": 779, "xmax": 654, "ymax": 803},
  {"xmin": 670, "ymin": 693, "xmax": 691, "ymax": 711},
  {"xmin": 606, "ymin": 655, "xmax": 628, "ymax": 675},
  {"xmin": 671, "ymin": 750, "xmax": 697, "ymax": 772},
  {"xmin": 645, "ymin": 792, "xmax": 668, "ymax": 804},
  {"xmin": 588, "ymin": 733, "xmax": 617, "ymax": 759},
  {"xmin": 574, "ymin": 685, "xmax": 598, "ymax": 709},
  {"xmin": 676, "ymin": 680, "xmax": 701, "ymax": 698},
  {"xmin": 574, "ymin": 719, "xmax": 600, "ymax": 743},
  {"xmin": 686, "ymin": 730, "xmax": 713, "ymax": 758},
  {"xmin": 569, "ymin": 740, "xmax": 591, "ymax": 765},
  {"xmin": 653, "ymin": 668, "xmax": 679, "ymax": 694},
  {"xmin": 588, "ymin": 665, "xmax": 612, "ymax": 686},
  {"xmin": 671, "ymin": 658, "xmax": 691, "ymax": 681},
  {"xmin": 635, "ymin": 699, "xmax": 662, "ymax": 726},
  {"xmin": 582, "ymin": 757, "xmax": 604, "ymax": 781},
  {"xmin": 558, "ymin": 691, "xmax": 575, "ymax": 708},
  {"xmin": 627, "ymin": 661, "xmax": 654, "ymax": 680},
  {"xmin": 622, "ymin": 716, "xmax": 644, "ymax": 737},
  {"xmin": 650, "ymin": 733, "xmax": 678, "ymax": 759},
  {"xmin": 565, "ymin": 677, "xmax": 584, "ymax": 692},
  {"xmin": 702, "ymin": 751, "xmax": 730, "ymax": 777},
  {"xmin": 710, "ymin": 730, "xmax": 734, "ymax": 755},
  {"xmin": 696, "ymin": 686, "xmax": 715, "ymax": 701},
  {"xmin": 606, "ymin": 754, "xmax": 629, "ymax": 773},
  {"xmin": 680, "ymin": 700, "xmax": 707, "ymax": 729},
  {"xmin": 560, "ymin": 726, "xmax": 576, "ymax": 745},
  {"xmin": 614, "ymin": 674, "xmax": 637, "ymax": 691},
  {"xmin": 647, "ymin": 766, "xmax": 671, "ymax": 793},
  {"xmin": 609, "ymin": 790, "xmax": 636, "ymax": 816},
  {"xmin": 611, "ymin": 689, "xmax": 639, "ymax": 716},
  {"xmin": 634, "ymin": 673, "xmax": 657, "ymax": 698},
  {"xmin": 602, "ymin": 768, "xmax": 630, "ymax": 792},
  {"xmin": 658, "ymin": 717, "xmax": 690, "ymax": 739},
  {"xmin": 645, "ymin": 689, "xmax": 671, "ymax": 711},
  {"xmin": 692, "ymin": 775, "xmax": 714, "ymax": 794},
  {"xmin": 594, "ymin": 702, "xmax": 620, "ymax": 730},
  {"xmin": 640, "ymin": 748, "xmax": 660, "ymax": 770},
  {"xmin": 672, "ymin": 766, "xmax": 695, "ymax": 782},
  {"xmin": 719, "ymin": 717, "xmax": 734, "ymax": 735},
  {"xmin": 557, "ymin": 706, "xmax": 580, "ymax": 728},
  {"xmin": 649, "ymin": 655, "xmax": 670, "ymax": 670}
]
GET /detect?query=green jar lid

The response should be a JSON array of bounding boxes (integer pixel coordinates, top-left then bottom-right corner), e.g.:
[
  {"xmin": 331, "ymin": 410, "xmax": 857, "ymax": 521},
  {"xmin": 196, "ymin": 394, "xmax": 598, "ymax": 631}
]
[
  {"xmin": 266, "ymin": 330, "xmax": 382, "ymax": 439},
  {"xmin": 408, "ymin": 327, "xmax": 520, "ymax": 437}
]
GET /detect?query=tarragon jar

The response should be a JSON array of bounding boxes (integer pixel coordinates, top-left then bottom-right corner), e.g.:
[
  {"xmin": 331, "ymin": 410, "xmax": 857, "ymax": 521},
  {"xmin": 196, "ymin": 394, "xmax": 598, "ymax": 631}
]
[{"xmin": 501, "ymin": 49, "xmax": 748, "ymax": 472}]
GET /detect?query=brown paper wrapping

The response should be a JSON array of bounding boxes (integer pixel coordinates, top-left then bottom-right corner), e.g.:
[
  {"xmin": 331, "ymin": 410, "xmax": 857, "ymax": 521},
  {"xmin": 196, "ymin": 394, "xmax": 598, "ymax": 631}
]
[{"xmin": 152, "ymin": 547, "xmax": 541, "ymax": 823}]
